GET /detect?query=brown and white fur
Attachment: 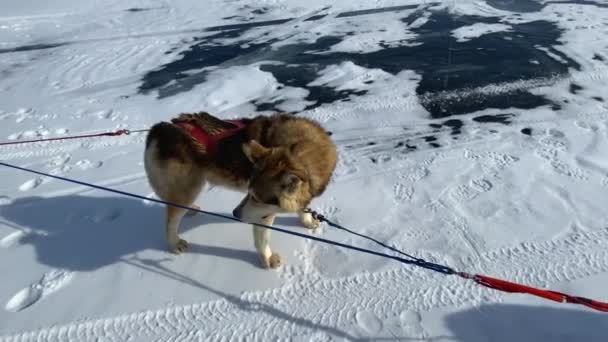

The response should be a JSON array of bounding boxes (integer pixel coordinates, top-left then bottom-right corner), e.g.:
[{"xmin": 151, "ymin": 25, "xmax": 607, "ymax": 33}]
[{"xmin": 144, "ymin": 112, "xmax": 337, "ymax": 269}]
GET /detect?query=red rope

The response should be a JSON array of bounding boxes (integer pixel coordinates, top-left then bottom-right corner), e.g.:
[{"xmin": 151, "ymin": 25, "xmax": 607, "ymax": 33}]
[
  {"xmin": 459, "ymin": 272, "xmax": 608, "ymax": 312},
  {"xmin": 314, "ymin": 211, "xmax": 608, "ymax": 313},
  {"xmin": 0, "ymin": 129, "xmax": 148, "ymax": 146}
]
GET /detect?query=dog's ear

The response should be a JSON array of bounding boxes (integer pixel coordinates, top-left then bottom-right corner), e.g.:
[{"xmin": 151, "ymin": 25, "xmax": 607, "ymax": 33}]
[
  {"xmin": 242, "ymin": 140, "xmax": 270, "ymax": 163},
  {"xmin": 281, "ymin": 170, "xmax": 306, "ymax": 194}
]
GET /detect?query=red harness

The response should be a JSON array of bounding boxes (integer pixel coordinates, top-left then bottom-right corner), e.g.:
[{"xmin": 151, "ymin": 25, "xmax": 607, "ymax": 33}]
[{"xmin": 175, "ymin": 119, "xmax": 245, "ymax": 155}]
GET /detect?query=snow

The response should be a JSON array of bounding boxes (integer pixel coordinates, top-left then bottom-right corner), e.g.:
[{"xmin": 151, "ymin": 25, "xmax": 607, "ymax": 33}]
[
  {"xmin": 1, "ymin": 0, "xmax": 608, "ymax": 341},
  {"xmin": 451, "ymin": 23, "xmax": 511, "ymax": 42}
]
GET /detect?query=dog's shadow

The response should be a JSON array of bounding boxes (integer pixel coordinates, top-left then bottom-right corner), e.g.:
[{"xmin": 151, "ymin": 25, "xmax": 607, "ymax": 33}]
[{"xmin": 0, "ymin": 195, "xmax": 302, "ymax": 271}]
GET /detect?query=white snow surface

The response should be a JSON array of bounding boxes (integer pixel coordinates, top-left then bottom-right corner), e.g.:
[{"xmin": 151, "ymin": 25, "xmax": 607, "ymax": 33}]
[
  {"xmin": 451, "ymin": 23, "xmax": 511, "ymax": 42},
  {"xmin": 1, "ymin": 0, "xmax": 608, "ymax": 341}
]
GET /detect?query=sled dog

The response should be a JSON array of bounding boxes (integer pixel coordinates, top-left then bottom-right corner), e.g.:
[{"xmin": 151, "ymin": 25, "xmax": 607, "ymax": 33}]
[{"xmin": 144, "ymin": 112, "xmax": 337, "ymax": 269}]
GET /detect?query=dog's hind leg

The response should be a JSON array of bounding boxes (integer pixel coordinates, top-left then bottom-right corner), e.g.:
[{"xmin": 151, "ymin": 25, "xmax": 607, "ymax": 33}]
[
  {"xmin": 144, "ymin": 139, "xmax": 204, "ymax": 253},
  {"xmin": 166, "ymin": 205, "xmax": 190, "ymax": 253},
  {"xmin": 164, "ymin": 179, "xmax": 204, "ymax": 254},
  {"xmin": 165, "ymin": 187, "xmax": 203, "ymax": 254},
  {"xmin": 254, "ymin": 215, "xmax": 282, "ymax": 269},
  {"xmin": 160, "ymin": 171, "xmax": 205, "ymax": 254}
]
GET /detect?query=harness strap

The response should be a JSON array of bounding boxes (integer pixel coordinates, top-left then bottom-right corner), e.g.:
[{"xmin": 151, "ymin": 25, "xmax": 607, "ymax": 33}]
[{"xmin": 175, "ymin": 119, "xmax": 245, "ymax": 155}]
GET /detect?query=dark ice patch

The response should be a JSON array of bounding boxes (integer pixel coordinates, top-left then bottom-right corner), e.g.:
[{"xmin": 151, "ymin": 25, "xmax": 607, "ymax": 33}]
[
  {"xmin": 472, "ymin": 113, "xmax": 515, "ymax": 125},
  {"xmin": 139, "ymin": 9, "xmax": 577, "ymax": 118},
  {"xmin": 569, "ymin": 83, "xmax": 583, "ymax": 94},
  {"xmin": 486, "ymin": 0, "xmax": 544, "ymax": 12}
]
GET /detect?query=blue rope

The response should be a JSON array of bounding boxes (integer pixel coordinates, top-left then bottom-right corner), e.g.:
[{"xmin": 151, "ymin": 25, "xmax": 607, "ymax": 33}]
[
  {"xmin": 306, "ymin": 210, "xmax": 455, "ymax": 274},
  {"xmin": 0, "ymin": 161, "xmax": 456, "ymax": 275}
]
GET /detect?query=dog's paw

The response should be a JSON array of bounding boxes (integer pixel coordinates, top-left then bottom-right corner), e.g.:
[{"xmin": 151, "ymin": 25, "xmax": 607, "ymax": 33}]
[
  {"xmin": 170, "ymin": 239, "xmax": 189, "ymax": 254},
  {"xmin": 269, "ymin": 253, "xmax": 282, "ymax": 269},
  {"xmin": 300, "ymin": 212, "xmax": 321, "ymax": 230},
  {"xmin": 185, "ymin": 204, "xmax": 200, "ymax": 217},
  {"xmin": 260, "ymin": 253, "xmax": 283, "ymax": 269}
]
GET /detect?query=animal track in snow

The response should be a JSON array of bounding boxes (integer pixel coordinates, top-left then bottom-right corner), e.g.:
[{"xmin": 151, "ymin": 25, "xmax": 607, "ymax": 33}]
[
  {"xmin": 575, "ymin": 120, "xmax": 599, "ymax": 131},
  {"xmin": 333, "ymin": 154, "xmax": 359, "ymax": 179},
  {"xmin": 280, "ymin": 240, "xmax": 319, "ymax": 283},
  {"xmin": 19, "ymin": 177, "xmax": 43, "ymax": 191},
  {"xmin": 95, "ymin": 109, "xmax": 113, "ymax": 120},
  {"xmin": 399, "ymin": 310, "xmax": 425, "ymax": 337},
  {"xmin": 448, "ymin": 184, "xmax": 479, "ymax": 202},
  {"xmin": 75, "ymin": 159, "xmax": 103, "ymax": 170},
  {"xmin": 424, "ymin": 199, "xmax": 446, "ymax": 213},
  {"xmin": 3, "ymin": 227, "xmax": 608, "ymax": 340},
  {"xmin": 12, "ymin": 108, "xmax": 33, "ymax": 123},
  {"xmin": 8, "ymin": 127, "xmax": 52, "ymax": 141},
  {"xmin": 539, "ymin": 137, "xmax": 568, "ymax": 152},
  {"xmin": 394, "ymin": 183, "xmax": 414, "ymax": 202},
  {"xmin": 470, "ymin": 178, "xmax": 493, "ymax": 192},
  {"xmin": 7, "ymin": 132, "xmax": 22, "ymax": 140},
  {"xmin": 356, "ymin": 310, "xmax": 383, "ymax": 334},
  {"xmin": 48, "ymin": 154, "xmax": 71, "ymax": 167},
  {"xmin": 399, "ymin": 166, "xmax": 429, "ymax": 182},
  {"xmin": 5, "ymin": 269, "xmax": 73, "ymax": 312},
  {"xmin": 550, "ymin": 160, "xmax": 589, "ymax": 180},
  {"xmin": 47, "ymin": 154, "xmax": 73, "ymax": 175},
  {"xmin": 535, "ymin": 147, "xmax": 558, "ymax": 161},
  {"xmin": 464, "ymin": 150, "xmax": 519, "ymax": 175}
]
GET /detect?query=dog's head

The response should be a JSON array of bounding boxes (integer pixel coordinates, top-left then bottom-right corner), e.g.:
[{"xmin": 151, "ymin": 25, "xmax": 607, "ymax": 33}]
[{"xmin": 232, "ymin": 140, "xmax": 310, "ymax": 222}]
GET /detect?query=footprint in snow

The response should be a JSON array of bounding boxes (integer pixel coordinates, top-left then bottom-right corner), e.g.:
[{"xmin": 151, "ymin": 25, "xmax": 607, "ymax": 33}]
[
  {"xmin": 399, "ymin": 310, "xmax": 425, "ymax": 336},
  {"xmin": 7, "ymin": 132, "xmax": 22, "ymax": 141},
  {"xmin": 19, "ymin": 177, "xmax": 43, "ymax": 191},
  {"xmin": 399, "ymin": 166, "xmax": 429, "ymax": 182},
  {"xmin": 394, "ymin": 183, "xmax": 414, "ymax": 202},
  {"xmin": 75, "ymin": 159, "xmax": 103, "ymax": 170},
  {"xmin": 5, "ymin": 269, "xmax": 74, "ymax": 312},
  {"xmin": 356, "ymin": 310, "xmax": 383, "ymax": 334},
  {"xmin": 48, "ymin": 154, "xmax": 71, "ymax": 167}
]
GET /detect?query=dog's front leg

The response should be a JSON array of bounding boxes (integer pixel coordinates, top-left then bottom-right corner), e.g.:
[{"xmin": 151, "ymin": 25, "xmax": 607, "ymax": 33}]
[
  {"xmin": 253, "ymin": 215, "xmax": 282, "ymax": 269},
  {"xmin": 298, "ymin": 210, "xmax": 320, "ymax": 230}
]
